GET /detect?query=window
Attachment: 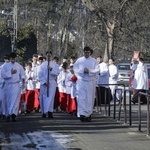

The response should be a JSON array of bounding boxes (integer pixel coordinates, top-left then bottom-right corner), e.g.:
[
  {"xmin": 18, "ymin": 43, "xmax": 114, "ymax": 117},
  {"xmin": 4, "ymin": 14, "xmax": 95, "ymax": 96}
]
[{"xmin": 118, "ymin": 65, "xmax": 130, "ymax": 70}]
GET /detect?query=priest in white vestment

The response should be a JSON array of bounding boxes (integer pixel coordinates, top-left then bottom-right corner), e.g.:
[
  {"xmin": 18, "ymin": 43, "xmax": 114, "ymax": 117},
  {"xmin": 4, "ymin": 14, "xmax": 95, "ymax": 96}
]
[{"xmin": 73, "ymin": 46, "xmax": 99, "ymax": 122}]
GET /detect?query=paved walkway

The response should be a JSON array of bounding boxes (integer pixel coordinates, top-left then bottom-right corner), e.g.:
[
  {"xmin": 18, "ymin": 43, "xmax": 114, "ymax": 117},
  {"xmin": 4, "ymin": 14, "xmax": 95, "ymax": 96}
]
[
  {"xmin": 67, "ymin": 111, "xmax": 150, "ymax": 150},
  {"xmin": 0, "ymin": 104, "xmax": 150, "ymax": 150}
]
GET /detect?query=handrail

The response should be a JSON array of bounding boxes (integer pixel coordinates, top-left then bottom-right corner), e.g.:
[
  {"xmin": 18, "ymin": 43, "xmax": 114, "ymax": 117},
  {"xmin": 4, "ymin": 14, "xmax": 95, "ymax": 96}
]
[
  {"xmin": 116, "ymin": 88, "xmax": 123, "ymax": 121},
  {"xmin": 137, "ymin": 92, "xmax": 150, "ymax": 136},
  {"xmin": 96, "ymin": 84, "xmax": 150, "ymax": 136},
  {"xmin": 96, "ymin": 83, "xmax": 126, "ymax": 124},
  {"xmin": 124, "ymin": 89, "xmax": 132, "ymax": 126}
]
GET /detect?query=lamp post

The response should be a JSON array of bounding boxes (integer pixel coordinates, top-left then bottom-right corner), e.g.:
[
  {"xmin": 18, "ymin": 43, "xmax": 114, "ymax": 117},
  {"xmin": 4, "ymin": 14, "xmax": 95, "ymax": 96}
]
[
  {"xmin": 0, "ymin": 0, "xmax": 18, "ymax": 52},
  {"xmin": 12, "ymin": 0, "xmax": 17, "ymax": 52}
]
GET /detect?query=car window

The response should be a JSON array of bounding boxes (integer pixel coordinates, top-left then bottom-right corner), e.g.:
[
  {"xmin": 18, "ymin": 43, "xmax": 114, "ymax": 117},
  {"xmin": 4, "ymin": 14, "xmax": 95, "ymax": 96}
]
[{"xmin": 118, "ymin": 65, "xmax": 130, "ymax": 70}]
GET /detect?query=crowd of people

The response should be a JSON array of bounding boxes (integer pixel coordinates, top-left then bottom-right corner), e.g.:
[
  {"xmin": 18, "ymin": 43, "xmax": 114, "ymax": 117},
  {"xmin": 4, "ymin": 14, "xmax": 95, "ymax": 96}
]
[{"xmin": 0, "ymin": 46, "xmax": 149, "ymax": 122}]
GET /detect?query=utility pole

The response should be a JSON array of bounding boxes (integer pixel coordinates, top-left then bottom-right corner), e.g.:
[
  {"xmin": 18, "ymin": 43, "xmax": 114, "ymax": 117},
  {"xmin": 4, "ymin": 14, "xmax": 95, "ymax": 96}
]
[{"xmin": 12, "ymin": 0, "xmax": 17, "ymax": 52}]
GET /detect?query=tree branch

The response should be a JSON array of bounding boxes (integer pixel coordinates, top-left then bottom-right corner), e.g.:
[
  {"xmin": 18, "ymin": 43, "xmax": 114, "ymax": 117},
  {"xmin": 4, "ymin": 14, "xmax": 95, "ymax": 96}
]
[{"xmin": 81, "ymin": 0, "xmax": 96, "ymax": 11}]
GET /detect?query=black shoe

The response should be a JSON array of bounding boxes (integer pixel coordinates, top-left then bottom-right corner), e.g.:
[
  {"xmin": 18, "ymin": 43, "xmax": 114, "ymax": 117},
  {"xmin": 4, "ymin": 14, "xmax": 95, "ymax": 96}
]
[
  {"xmin": 48, "ymin": 112, "xmax": 54, "ymax": 118},
  {"xmin": 85, "ymin": 117, "xmax": 91, "ymax": 122},
  {"xmin": 6, "ymin": 116, "xmax": 10, "ymax": 122},
  {"xmin": 131, "ymin": 98, "xmax": 137, "ymax": 104},
  {"xmin": 80, "ymin": 115, "xmax": 86, "ymax": 122},
  {"xmin": 26, "ymin": 110, "xmax": 31, "ymax": 113},
  {"xmin": 2, "ymin": 115, "xmax": 6, "ymax": 120},
  {"xmin": 42, "ymin": 113, "xmax": 46, "ymax": 118},
  {"xmin": 85, "ymin": 115, "xmax": 92, "ymax": 122},
  {"xmin": 131, "ymin": 100, "xmax": 136, "ymax": 104},
  {"xmin": 34, "ymin": 108, "xmax": 40, "ymax": 113},
  {"xmin": 89, "ymin": 115, "xmax": 92, "ymax": 121},
  {"xmin": 11, "ymin": 114, "xmax": 16, "ymax": 122},
  {"xmin": 141, "ymin": 101, "xmax": 147, "ymax": 105}
]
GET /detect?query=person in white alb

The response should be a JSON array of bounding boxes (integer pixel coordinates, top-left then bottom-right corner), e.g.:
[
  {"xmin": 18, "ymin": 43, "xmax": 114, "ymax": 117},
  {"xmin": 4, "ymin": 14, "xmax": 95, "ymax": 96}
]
[
  {"xmin": 65, "ymin": 65, "xmax": 77, "ymax": 114},
  {"xmin": 131, "ymin": 58, "xmax": 149, "ymax": 104},
  {"xmin": 32, "ymin": 54, "xmax": 40, "ymax": 112},
  {"xmin": 0, "ymin": 54, "xmax": 10, "ymax": 119},
  {"xmin": 59, "ymin": 56, "xmax": 68, "ymax": 71},
  {"xmin": 57, "ymin": 62, "xmax": 69, "ymax": 111},
  {"xmin": 25, "ymin": 62, "xmax": 36, "ymax": 113},
  {"xmin": 69, "ymin": 56, "xmax": 76, "ymax": 67},
  {"xmin": 73, "ymin": 46, "xmax": 99, "ymax": 122},
  {"xmin": 108, "ymin": 58, "xmax": 120, "ymax": 102},
  {"xmin": 1, "ymin": 53, "xmax": 25, "ymax": 122},
  {"xmin": 96, "ymin": 56, "xmax": 110, "ymax": 104},
  {"xmin": 53, "ymin": 56, "xmax": 60, "ymax": 111},
  {"xmin": 38, "ymin": 51, "xmax": 60, "ymax": 118}
]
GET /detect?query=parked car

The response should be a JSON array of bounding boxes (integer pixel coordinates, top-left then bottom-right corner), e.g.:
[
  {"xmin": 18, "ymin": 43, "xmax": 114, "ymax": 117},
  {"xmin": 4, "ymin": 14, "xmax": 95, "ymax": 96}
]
[{"xmin": 117, "ymin": 63, "xmax": 131, "ymax": 86}]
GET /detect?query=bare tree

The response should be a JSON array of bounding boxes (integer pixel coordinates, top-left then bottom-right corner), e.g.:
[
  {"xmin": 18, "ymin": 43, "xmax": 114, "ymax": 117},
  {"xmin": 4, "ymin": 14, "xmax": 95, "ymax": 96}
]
[{"xmin": 81, "ymin": 0, "xmax": 131, "ymax": 61}]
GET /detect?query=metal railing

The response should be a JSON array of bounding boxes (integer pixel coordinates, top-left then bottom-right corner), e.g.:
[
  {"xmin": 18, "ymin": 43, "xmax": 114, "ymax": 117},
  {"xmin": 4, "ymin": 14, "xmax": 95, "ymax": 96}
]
[
  {"xmin": 96, "ymin": 84, "xmax": 150, "ymax": 136},
  {"xmin": 137, "ymin": 92, "xmax": 150, "ymax": 136},
  {"xmin": 124, "ymin": 89, "xmax": 132, "ymax": 126},
  {"xmin": 96, "ymin": 84, "xmax": 127, "ymax": 124}
]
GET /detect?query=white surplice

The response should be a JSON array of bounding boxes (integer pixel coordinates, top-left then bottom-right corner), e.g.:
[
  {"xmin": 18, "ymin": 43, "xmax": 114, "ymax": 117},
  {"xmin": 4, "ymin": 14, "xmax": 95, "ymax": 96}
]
[
  {"xmin": 38, "ymin": 61, "xmax": 59, "ymax": 114},
  {"xmin": 108, "ymin": 64, "xmax": 119, "ymax": 101},
  {"xmin": 57, "ymin": 70, "xmax": 69, "ymax": 93},
  {"xmin": 97, "ymin": 62, "xmax": 109, "ymax": 86},
  {"xmin": 25, "ymin": 70, "xmax": 36, "ymax": 90},
  {"xmin": 132, "ymin": 62, "xmax": 149, "ymax": 90},
  {"xmin": 1, "ymin": 62, "xmax": 25, "ymax": 116},
  {"xmin": 73, "ymin": 56, "xmax": 99, "ymax": 117},
  {"xmin": 65, "ymin": 72, "xmax": 76, "ymax": 98}
]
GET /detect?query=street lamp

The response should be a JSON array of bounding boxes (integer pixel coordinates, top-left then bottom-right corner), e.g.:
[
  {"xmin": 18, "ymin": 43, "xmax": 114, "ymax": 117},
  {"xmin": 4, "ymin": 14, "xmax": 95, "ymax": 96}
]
[
  {"xmin": 12, "ymin": 0, "xmax": 17, "ymax": 52},
  {"xmin": 0, "ymin": 0, "xmax": 17, "ymax": 52}
]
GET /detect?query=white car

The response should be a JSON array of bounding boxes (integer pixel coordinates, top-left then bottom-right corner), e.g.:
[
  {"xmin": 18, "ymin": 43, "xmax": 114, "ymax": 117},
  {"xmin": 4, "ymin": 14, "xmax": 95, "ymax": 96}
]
[{"xmin": 117, "ymin": 63, "xmax": 131, "ymax": 86}]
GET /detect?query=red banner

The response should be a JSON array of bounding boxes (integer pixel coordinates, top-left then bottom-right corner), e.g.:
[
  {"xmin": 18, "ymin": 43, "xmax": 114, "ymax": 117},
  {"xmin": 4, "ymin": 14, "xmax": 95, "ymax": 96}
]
[{"xmin": 132, "ymin": 51, "xmax": 140, "ymax": 61}]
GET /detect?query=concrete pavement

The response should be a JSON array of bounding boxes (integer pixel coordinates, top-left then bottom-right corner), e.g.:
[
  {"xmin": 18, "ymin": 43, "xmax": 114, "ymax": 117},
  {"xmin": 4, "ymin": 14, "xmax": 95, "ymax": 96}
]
[{"xmin": 0, "ymin": 104, "xmax": 150, "ymax": 150}]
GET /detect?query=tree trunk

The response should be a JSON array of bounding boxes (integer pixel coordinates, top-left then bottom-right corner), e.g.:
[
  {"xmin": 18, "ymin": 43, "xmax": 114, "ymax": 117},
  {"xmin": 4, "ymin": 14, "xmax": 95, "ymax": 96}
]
[
  {"xmin": 64, "ymin": 26, "xmax": 69, "ymax": 55},
  {"xmin": 81, "ymin": 0, "xmax": 115, "ymax": 60},
  {"xmin": 104, "ymin": 20, "xmax": 115, "ymax": 60},
  {"xmin": 103, "ymin": 43, "xmax": 108, "ymax": 62}
]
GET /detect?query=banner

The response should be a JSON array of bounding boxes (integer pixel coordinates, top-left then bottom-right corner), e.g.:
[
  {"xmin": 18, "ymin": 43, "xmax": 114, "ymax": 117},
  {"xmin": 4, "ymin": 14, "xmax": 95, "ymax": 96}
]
[{"xmin": 132, "ymin": 51, "xmax": 140, "ymax": 61}]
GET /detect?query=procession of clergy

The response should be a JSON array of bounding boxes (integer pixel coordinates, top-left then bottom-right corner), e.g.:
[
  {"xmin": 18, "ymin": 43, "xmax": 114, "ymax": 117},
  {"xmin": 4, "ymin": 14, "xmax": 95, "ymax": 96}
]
[{"xmin": 0, "ymin": 46, "xmax": 128, "ymax": 122}]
